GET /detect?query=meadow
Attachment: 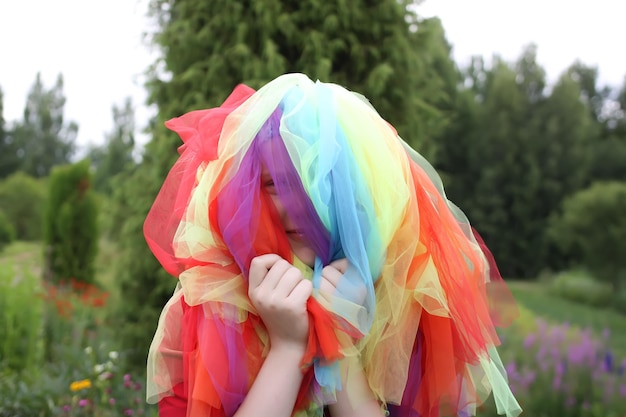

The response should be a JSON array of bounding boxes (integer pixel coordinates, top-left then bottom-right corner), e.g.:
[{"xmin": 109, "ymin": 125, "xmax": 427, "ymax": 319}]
[{"xmin": 1, "ymin": 240, "xmax": 625, "ymax": 416}]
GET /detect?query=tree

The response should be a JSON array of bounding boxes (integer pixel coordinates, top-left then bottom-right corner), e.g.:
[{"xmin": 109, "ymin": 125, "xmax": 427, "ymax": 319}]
[
  {"xmin": 11, "ymin": 73, "xmax": 77, "ymax": 178},
  {"xmin": 44, "ymin": 159, "xmax": 99, "ymax": 284},
  {"xmin": 0, "ymin": 87, "xmax": 21, "ymax": 178},
  {"xmin": 0, "ymin": 172, "xmax": 47, "ymax": 241},
  {"xmin": 113, "ymin": 0, "xmax": 460, "ymax": 364},
  {"xmin": 466, "ymin": 59, "xmax": 541, "ymax": 278},
  {"xmin": 437, "ymin": 45, "xmax": 603, "ymax": 278},
  {"xmin": 548, "ymin": 181, "xmax": 626, "ymax": 292},
  {"xmin": 514, "ymin": 44, "xmax": 546, "ymax": 105},
  {"xmin": 587, "ymin": 75, "xmax": 626, "ymax": 183},
  {"xmin": 90, "ymin": 97, "xmax": 137, "ymax": 194}
]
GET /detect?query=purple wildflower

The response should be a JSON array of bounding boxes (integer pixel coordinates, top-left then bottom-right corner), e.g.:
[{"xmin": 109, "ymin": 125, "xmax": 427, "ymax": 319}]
[
  {"xmin": 523, "ymin": 333, "xmax": 536, "ymax": 349},
  {"xmin": 124, "ymin": 409, "xmax": 134, "ymax": 416},
  {"xmin": 603, "ymin": 351, "xmax": 614, "ymax": 372},
  {"xmin": 78, "ymin": 399, "xmax": 90, "ymax": 407},
  {"xmin": 505, "ymin": 361, "xmax": 518, "ymax": 381}
]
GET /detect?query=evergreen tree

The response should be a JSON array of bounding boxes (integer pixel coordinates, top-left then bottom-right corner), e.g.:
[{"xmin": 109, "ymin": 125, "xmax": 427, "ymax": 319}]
[
  {"xmin": 587, "ymin": 75, "xmax": 626, "ymax": 182},
  {"xmin": 0, "ymin": 88, "xmax": 21, "ymax": 178},
  {"xmin": 44, "ymin": 159, "xmax": 99, "ymax": 284},
  {"xmin": 438, "ymin": 46, "xmax": 600, "ymax": 278},
  {"xmin": 91, "ymin": 97, "xmax": 137, "ymax": 194},
  {"xmin": 113, "ymin": 0, "xmax": 459, "ymax": 363},
  {"xmin": 11, "ymin": 73, "xmax": 77, "ymax": 177}
]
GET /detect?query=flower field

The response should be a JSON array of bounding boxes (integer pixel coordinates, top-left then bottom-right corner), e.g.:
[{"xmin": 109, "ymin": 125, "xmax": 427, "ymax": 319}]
[{"xmin": 0, "ymin": 242, "xmax": 157, "ymax": 417}]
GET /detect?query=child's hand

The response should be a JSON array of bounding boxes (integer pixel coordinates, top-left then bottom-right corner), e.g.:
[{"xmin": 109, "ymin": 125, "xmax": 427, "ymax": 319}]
[
  {"xmin": 249, "ymin": 254, "xmax": 313, "ymax": 353},
  {"xmin": 320, "ymin": 259, "xmax": 368, "ymax": 306},
  {"xmin": 320, "ymin": 258, "xmax": 347, "ymax": 295}
]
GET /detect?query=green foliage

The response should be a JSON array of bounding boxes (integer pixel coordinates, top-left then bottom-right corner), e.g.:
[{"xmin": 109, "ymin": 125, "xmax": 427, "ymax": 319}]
[
  {"xmin": 0, "ymin": 263, "xmax": 43, "ymax": 372},
  {"xmin": 8, "ymin": 73, "xmax": 77, "ymax": 178},
  {"xmin": 0, "ymin": 171, "xmax": 47, "ymax": 240},
  {"xmin": 0, "ymin": 211, "xmax": 15, "ymax": 251},
  {"xmin": 548, "ymin": 181, "xmax": 626, "ymax": 292},
  {"xmin": 0, "ymin": 87, "xmax": 22, "ymax": 179},
  {"xmin": 508, "ymin": 281, "xmax": 626, "ymax": 354},
  {"xmin": 90, "ymin": 97, "xmax": 137, "ymax": 194},
  {"xmin": 0, "ymin": 368, "xmax": 59, "ymax": 417},
  {"xmin": 436, "ymin": 46, "xmax": 598, "ymax": 278},
  {"xmin": 0, "ymin": 241, "xmax": 157, "ymax": 417},
  {"xmin": 548, "ymin": 269, "xmax": 613, "ymax": 308},
  {"xmin": 44, "ymin": 160, "xmax": 99, "ymax": 284}
]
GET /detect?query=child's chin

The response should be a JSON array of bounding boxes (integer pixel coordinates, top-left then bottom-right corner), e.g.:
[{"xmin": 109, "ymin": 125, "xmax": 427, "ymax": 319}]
[{"xmin": 290, "ymin": 243, "xmax": 316, "ymax": 267}]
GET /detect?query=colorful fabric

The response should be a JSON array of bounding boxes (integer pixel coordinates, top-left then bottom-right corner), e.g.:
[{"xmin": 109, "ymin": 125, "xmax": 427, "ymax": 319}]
[{"xmin": 145, "ymin": 73, "xmax": 521, "ymax": 417}]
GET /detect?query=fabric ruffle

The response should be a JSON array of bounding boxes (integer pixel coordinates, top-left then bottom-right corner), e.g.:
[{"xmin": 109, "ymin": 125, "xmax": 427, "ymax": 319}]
[{"xmin": 145, "ymin": 73, "xmax": 521, "ymax": 417}]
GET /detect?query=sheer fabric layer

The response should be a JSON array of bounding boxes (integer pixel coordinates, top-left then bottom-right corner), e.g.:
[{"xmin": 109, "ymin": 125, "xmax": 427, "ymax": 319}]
[{"xmin": 144, "ymin": 74, "xmax": 521, "ymax": 417}]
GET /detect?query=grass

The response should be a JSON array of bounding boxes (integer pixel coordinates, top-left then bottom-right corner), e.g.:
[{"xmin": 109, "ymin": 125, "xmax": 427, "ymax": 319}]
[
  {"xmin": 0, "ymin": 240, "xmax": 42, "ymax": 274},
  {"xmin": 508, "ymin": 280, "xmax": 626, "ymax": 355}
]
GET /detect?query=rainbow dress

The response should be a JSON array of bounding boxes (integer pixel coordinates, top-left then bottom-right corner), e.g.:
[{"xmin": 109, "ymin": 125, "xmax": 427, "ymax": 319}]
[{"xmin": 144, "ymin": 73, "xmax": 522, "ymax": 417}]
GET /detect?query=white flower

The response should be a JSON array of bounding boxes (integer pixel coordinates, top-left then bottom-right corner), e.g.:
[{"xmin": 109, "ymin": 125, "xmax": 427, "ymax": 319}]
[
  {"xmin": 84, "ymin": 346, "xmax": 93, "ymax": 355},
  {"xmin": 94, "ymin": 363, "xmax": 105, "ymax": 373},
  {"xmin": 98, "ymin": 371, "xmax": 113, "ymax": 380},
  {"xmin": 108, "ymin": 351, "xmax": 119, "ymax": 360}
]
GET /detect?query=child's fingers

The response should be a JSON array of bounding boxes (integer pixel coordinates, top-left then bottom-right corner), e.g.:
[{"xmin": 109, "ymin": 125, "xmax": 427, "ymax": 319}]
[
  {"xmin": 329, "ymin": 258, "xmax": 349, "ymax": 274},
  {"xmin": 272, "ymin": 267, "xmax": 305, "ymax": 298},
  {"xmin": 321, "ymin": 258, "xmax": 348, "ymax": 289},
  {"xmin": 261, "ymin": 259, "xmax": 293, "ymax": 291},
  {"xmin": 248, "ymin": 254, "xmax": 283, "ymax": 291},
  {"xmin": 287, "ymin": 279, "xmax": 313, "ymax": 306}
]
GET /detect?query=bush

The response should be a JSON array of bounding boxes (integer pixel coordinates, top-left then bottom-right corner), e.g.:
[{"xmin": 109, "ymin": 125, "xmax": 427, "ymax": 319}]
[
  {"xmin": 0, "ymin": 211, "xmax": 15, "ymax": 252},
  {"xmin": 43, "ymin": 160, "xmax": 99, "ymax": 285},
  {"xmin": 0, "ymin": 172, "xmax": 46, "ymax": 241},
  {"xmin": 548, "ymin": 181, "xmax": 626, "ymax": 292},
  {"xmin": 549, "ymin": 269, "xmax": 613, "ymax": 308},
  {"xmin": 611, "ymin": 289, "xmax": 626, "ymax": 315}
]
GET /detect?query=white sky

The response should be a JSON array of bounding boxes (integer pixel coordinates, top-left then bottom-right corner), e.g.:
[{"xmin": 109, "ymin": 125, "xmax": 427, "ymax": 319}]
[{"xmin": 1, "ymin": 0, "xmax": 625, "ymax": 151}]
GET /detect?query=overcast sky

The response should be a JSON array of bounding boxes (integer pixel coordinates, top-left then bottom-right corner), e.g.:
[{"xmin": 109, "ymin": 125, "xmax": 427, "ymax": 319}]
[{"xmin": 1, "ymin": 0, "xmax": 624, "ymax": 150}]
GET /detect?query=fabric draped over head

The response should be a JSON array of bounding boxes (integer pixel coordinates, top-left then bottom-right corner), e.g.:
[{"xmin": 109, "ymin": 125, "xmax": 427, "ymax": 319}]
[{"xmin": 144, "ymin": 73, "xmax": 521, "ymax": 417}]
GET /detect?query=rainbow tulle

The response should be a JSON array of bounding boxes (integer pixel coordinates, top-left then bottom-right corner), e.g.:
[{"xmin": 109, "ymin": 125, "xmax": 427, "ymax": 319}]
[{"xmin": 144, "ymin": 73, "xmax": 521, "ymax": 417}]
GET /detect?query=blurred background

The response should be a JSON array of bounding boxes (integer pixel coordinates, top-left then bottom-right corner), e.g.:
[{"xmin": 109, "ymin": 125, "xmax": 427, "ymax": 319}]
[{"xmin": 0, "ymin": 0, "xmax": 624, "ymax": 416}]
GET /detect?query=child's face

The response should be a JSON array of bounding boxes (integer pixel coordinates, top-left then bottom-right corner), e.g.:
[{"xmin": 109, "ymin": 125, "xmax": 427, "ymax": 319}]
[{"xmin": 261, "ymin": 168, "xmax": 316, "ymax": 267}]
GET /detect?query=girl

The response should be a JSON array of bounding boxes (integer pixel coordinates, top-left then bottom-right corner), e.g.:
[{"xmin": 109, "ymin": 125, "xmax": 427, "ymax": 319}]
[{"xmin": 144, "ymin": 74, "xmax": 521, "ymax": 417}]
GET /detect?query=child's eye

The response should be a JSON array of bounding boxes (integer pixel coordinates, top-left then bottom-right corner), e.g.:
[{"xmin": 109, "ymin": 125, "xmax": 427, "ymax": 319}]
[{"xmin": 264, "ymin": 180, "xmax": 275, "ymax": 188}]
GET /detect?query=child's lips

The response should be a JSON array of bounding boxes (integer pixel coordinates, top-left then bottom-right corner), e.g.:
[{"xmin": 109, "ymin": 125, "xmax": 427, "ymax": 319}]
[{"xmin": 286, "ymin": 230, "xmax": 305, "ymax": 241}]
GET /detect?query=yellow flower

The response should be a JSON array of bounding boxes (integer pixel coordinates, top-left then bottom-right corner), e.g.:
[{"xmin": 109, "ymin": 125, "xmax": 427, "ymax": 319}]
[{"xmin": 69, "ymin": 379, "xmax": 92, "ymax": 392}]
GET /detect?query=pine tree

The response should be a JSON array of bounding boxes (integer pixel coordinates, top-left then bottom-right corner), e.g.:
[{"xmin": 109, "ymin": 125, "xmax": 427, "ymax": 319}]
[
  {"xmin": 113, "ymin": 0, "xmax": 459, "ymax": 364},
  {"xmin": 0, "ymin": 87, "xmax": 21, "ymax": 178},
  {"xmin": 11, "ymin": 73, "xmax": 77, "ymax": 178},
  {"xmin": 91, "ymin": 97, "xmax": 137, "ymax": 194}
]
